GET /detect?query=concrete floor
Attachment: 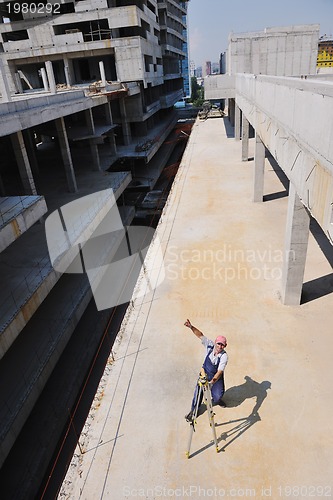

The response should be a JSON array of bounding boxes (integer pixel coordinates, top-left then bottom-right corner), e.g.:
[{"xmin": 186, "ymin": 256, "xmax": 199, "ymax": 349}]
[{"xmin": 60, "ymin": 116, "xmax": 333, "ymax": 499}]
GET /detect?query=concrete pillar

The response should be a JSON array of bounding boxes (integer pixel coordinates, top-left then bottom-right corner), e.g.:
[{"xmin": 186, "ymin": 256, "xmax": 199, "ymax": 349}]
[
  {"xmin": 253, "ymin": 134, "xmax": 265, "ymax": 202},
  {"xmin": 45, "ymin": 61, "xmax": 57, "ymax": 94},
  {"xmin": 63, "ymin": 56, "xmax": 73, "ymax": 87},
  {"xmin": 234, "ymin": 103, "xmax": 241, "ymax": 140},
  {"xmin": 119, "ymin": 98, "xmax": 131, "ymax": 146},
  {"xmin": 89, "ymin": 141, "xmax": 101, "ymax": 171},
  {"xmin": 0, "ymin": 174, "xmax": 5, "ymax": 196},
  {"xmin": 55, "ymin": 117, "xmax": 77, "ymax": 193},
  {"xmin": 104, "ymin": 102, "xmax": 117, "ymax": 156},
  {"xmin": 0, "ymin": 59, "xmax": 12, "ymax": 102},
  {"xmin": 228, "ymin": 98, "xmax": 235, "ymax": 127},
  {"xmin": 22, "ymin": 129, "xmax": 39, "ymax": 175},
  {"xmin": 40, "ymin": 68, "xmax": 49, "ymax": 92},
  {"xmin": 242, "ymin": 115, "xmax": 250, "ymax": 161},
  {"xmin": 281, "ymin": 183, "xmax": 310, "ymax": 305},
  {"xmin": 99, "ymin": 61, "xmax": 107, "ymax": 87},
  {"xmin": 85, "ymin": 108, "xmax": 95, "ymax": 135},
  {"xmin": 85, "ymin": 109, "xmax": 101, "ymax": 171},
  {"xmin": 10, "ymin": 131, "xmax": 37, "ymax": 195},
  {"xmin": 104, "ymin": 101, "xmax": 113, "ymax": 125},
  {"xmin": 14, "ymin": 73, "xmax": 24, "ymax": 93}
]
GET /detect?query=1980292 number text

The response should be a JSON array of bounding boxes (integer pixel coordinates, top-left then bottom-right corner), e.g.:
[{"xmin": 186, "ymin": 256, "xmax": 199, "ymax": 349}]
[
  {"xmin": 6, "ymin": 3, "xmax": 60, "ymax": 14},
  {"xmin": 278, "ymin": 485, "xmax": 332, "ymax": 496}
]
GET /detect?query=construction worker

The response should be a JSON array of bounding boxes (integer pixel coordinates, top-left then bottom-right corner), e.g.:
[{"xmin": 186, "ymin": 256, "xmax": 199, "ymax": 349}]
[{"xmin": 184, "ymin": 319, "xmax": 228, "ymax": 422}]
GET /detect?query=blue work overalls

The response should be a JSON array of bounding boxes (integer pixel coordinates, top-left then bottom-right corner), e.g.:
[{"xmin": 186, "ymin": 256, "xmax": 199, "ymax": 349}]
[{"xmin": 191, "ymin": 345, "xmax": 225, "ymax": 411}]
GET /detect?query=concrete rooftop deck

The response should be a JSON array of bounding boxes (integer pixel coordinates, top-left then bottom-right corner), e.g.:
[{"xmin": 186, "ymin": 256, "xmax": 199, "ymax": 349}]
[{"xmin": 60, "ymin": 116, "xmax": 333, "ymax": 499}]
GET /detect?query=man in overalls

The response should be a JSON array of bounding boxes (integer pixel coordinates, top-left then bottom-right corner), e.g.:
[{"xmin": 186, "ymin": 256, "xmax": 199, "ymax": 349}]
[{"xmin": 184, "ymin": 319, "xmax": 228, "ymax": 422}]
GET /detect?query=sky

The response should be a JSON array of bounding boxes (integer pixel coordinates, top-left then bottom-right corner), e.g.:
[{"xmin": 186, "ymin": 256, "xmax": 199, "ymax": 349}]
[{"xmin": 187, "ymin": 0, "xmax": 333, "ymax": 68}]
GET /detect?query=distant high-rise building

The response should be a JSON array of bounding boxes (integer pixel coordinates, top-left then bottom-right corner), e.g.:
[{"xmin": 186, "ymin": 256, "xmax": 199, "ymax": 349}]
[
  {"xmin": 219, "ymin": 52, "xmax": 227, "ymax": 74},
  {"xmin": 181, "ymin": 1, "xmax": 190, "ymax": 97},
  {"xmin": 211, "ymin": 62, "xmax": 220, "ymax": 74},
  {"xmin": 317, "ymin": 35, "xmax": 333, "ymax": 68},
  {"xmin": 205, "ymin": 61, "xmax": 212, "ymax": 76},
  {"xmin": 189, "ymin": 60, "xmax": 196, "ymax": 78}
]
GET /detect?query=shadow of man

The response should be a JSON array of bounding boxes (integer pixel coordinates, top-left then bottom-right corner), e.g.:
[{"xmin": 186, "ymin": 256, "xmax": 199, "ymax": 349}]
[
  {"xmin": 223, "ymin": 375, "xmax": 271, "ymax": 415},
  {"xmin": 216, "ymin": 376, "xmax": 271, "ymax": 452}
]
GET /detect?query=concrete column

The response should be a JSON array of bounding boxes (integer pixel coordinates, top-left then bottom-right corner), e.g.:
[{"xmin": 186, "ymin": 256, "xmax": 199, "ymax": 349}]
[
  {"xmin": 89, "ymin": 141, "xmax": 101, "ymax": 171},
  {"xmin": 85, "ymin": 109, "xmax": 101, "ymax": 171},
  {"xmin": 14, "ymin": 73, "xmax": 24, "ymax": 93},
  {"xmin": 242, "ymin": 115, "xmax": 250, "ymax": 161},
  {"xmin": 234, "ymin": 104, "xmax": 241, "ymax": 140},
  {"xmin": 119, "ymin": 98, "xmax": 131, "ymax": 146},
  {"xmin": 228, "ymin": 98, "xmax": 235, "ymax": 127},
  {"xmin": 63, "ymin": 56, "xmax": 72, "ymax": 87},
  {"xmin": 40, "ymin": 68, "xmax": 49, "ymax": 92},
  {"xmin": 85, "ymin": 108, "xmax": 95, "ymax": 135},
  {"xmin": 104, "ymin": 102, "xmax": 113, "ymax": 125},
  {"xmin": 253, "ymin": 134, "xmax": 265, "ymax": 202},
  {"xmin": 0, "ymin": 174, "xmax": 5, "ymax": 196},
  {"xmin": 99, "ymin": 61, "xmax": 107, "ymax": 87},
  {"xmin": 104, "ymin": 102, "xmax": 117, "ymax": 156},
  {"xmin": 281, "ymin": 183, "xmax": 310, "ymax": 305},
  {"xmin": 22, "ymin": 129, "xmax": 39, "ymax": 175},
  {"xmin": 45, "ymin": 61, "xmax": 57, "ymax": 94},
  {"xmin": 55, "ymin": 117, "xmax": 77, "ymax": 193},
  {"xmin": 10, "ymin": 131, "xmax": 37, "ymax": 195},
  {"xmin": 0, "ymin": 59, "xmax": 12, "ymax": 102}
]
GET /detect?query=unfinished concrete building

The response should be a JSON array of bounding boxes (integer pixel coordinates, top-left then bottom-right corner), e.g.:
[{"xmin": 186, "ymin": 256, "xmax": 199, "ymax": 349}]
[
  {"xmin": 205, "ymin": 24, "xmax": 333, "ymax": 307},
  {"xmin": 0, "ymin": 0, "xmax": 189, "ymax": 496}
]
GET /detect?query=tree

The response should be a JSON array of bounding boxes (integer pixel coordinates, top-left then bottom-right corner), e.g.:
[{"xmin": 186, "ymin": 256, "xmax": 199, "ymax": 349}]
[{"xmin": 191, "ymin": 76, "xmax": 204, "ymax": 107}]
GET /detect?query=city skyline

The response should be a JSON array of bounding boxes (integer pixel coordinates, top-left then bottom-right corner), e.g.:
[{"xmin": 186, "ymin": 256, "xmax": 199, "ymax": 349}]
[{"xmin": 187, "ymin": 0, "xmax": 333, "ymax": 68}]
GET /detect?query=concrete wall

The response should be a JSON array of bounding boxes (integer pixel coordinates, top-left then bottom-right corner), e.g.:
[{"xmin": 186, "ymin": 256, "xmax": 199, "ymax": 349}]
[
  {"xmin": 236, "ymin": 73, "xmax": 333, "ymax": 242},
  {"xmin": 204, "ymin": 74, "xmax": 235, "ymax": 100},
  {"xmin": 227, "ymin": 24, "xmax": 319, "ymax": 76}
]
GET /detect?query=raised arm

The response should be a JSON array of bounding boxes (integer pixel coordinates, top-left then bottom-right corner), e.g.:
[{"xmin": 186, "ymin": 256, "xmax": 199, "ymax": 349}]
[{"xmin": 184, "ymin": 319, "xmax": 204, "ymax": 339}]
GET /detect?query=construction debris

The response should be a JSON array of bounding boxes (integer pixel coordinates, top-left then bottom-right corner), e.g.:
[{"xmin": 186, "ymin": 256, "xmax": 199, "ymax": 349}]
[{"xmin": 198, "ymin": 101, "xmax": 225, "ymax": 120}]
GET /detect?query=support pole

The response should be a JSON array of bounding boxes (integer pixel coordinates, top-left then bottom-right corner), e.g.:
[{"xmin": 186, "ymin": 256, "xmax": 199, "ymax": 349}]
[
  {"xmin": 99, "ymin": 60, "xmax": 107, "ymax": 87},
  {"xmin": 45, "ymin": 61, "xmax": 57, "ymax": 94},
  {"xmin": 253, "ymin": 134, "xmax": 265, "ymax": 202},
  {"xmin": 119, "ymin": 98, "xmax": 131, "ymax": 146},
  {"xmin": 281, "ymin": 183, "xmax": 310, "ymax": 305},
  {"xmin": 10, "ymin": 131, "xmax": 37, "ymax": 194},
  {"xmin": 242, "ymin": 115, "xmax": 249, "ymax": 161},
  {"xmin": 55, "ymin": 117, "xmax": 77, "ymax": 193},
  {"xmin": 85, "ymin": 109, "xmax": 101, "ymax": 171},
  {"xmin": 234, "ymin": 104, "xmax": 241, "ymax": 141}
]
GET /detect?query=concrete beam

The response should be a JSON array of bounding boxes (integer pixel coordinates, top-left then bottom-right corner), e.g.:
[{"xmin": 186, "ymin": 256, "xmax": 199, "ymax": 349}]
[
  {"xmin": 281, "ymin": 183, "xmax": 310, "ymax": 305},
  {"xmin": 253, "ymin": 134, "xmax": 265, "ymax": 202}
]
